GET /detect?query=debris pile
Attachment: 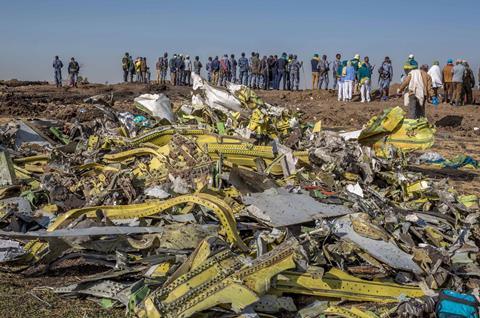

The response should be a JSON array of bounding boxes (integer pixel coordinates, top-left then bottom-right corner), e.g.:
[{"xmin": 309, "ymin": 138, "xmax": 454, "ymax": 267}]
[{"xmin": 0, "ymin": 76, "xmax": 479, "ymax": 317}]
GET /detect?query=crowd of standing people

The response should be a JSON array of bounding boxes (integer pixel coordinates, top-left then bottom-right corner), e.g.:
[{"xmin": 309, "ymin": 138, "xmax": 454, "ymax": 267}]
[
  {"xmin": 52, "ymin": 52, "xmax": 478, "ymax": 119},
  {"xmin": 397, "ymin": 56, "xmax": 476, "ymax": 118}
]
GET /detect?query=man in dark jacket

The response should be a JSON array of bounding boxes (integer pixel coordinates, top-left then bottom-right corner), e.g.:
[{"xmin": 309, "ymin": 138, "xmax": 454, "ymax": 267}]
[
  {"xmin": 193, "ymin": 56, "xmax": 202, "ymax": 76},
  {"xmin": 175, "ymin": 55, "xmax": 185, "ymax": 85},
  {"xmin": 229, "ymin": 54, "xmax": 237, "ymax": 83},
  {"xmin": 169, "ymin": 54, "xmax": 177, "ymax": 86},
  {"xmin": 276, "ymin": 53, "xmax": 288, "ymax": 90},
  {"xmin": 122, "ymin": 53, "xmax": 130, "ymax": 82},
  {"xmin": 269, "ymin": 55, "xmax": 278, "ymax": 89},
  {"xmin": 53, "ymin": 56, "xmax": 63, "ymax": 88},
  {"xmin": 211, "ymin": 56, "xmax": 220, "ymax": 85},
  {"xmin": 206, "ymin": 57, "xmax": 213, "ymax": 83},
  {"xmin": 68, "ymin": 57, "xmax": 80, "ymax": 87},
  {"xmin": 318, "ymin": 55, "xmax": 330, "ymax": 90}
]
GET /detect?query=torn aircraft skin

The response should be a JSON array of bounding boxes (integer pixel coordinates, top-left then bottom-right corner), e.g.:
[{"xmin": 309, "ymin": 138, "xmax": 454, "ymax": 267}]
[{"xmin": 0, "ymin": 77, "xmax": 478, "ymax": 318}]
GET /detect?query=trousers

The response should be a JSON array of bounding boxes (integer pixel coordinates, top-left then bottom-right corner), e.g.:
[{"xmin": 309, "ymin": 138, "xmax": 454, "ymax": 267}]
[
  {"xmin": 453, "ymin": 82, "xmax": 463, "ymax": 105},
  {"xmin": 290, "ymin": 71, "xmax": 300, "ymax": 90},
  {"xmin": 360, "ymin": 79, "xmax": 371, "ymax": 102},
  {"xmin": 239, "ymin": 70, "xmax": 248, "ymax": 86},
  {"xmin": 319, "ymin": 73, "xmax": 329, "ymax": 89},
  {"xmin": 185, "ymin": 71, "xmax": 191, "ymax": 86},
  {"xmin": 408, "ymin": 95, "xmax": 425, "ymax": 119},
  {"xmin": 443, "ymin": 82, "xmax": 453, "ymax": 103},
  {"xmin": 212, "ymin": 71, "xmax": 219, "ymax": 85},
  {"xmin": 69, "ymin": 72, "xmax": 78, "ymax": 87},
  {"xmin": 311, "ymin": 72, "xmax": 319, "ymax": 89},
  {"xmin": 123, "ymin": 69, "xmax": 128, "ymax": 82},
  {"xmin": 54, "ymin": 70, "xmax": 62, "ymax": 87},
  {"xmin": 337, "ymin": 82, "xmax": 344, "ymax": 101},
  {"xmin": 170, "ymin": 71, "xmax": 176, "ymax": 85},
  {"xmin": 276, "ymin": 71, "xmax": 286, "ymax": 90},
  {"xmin": 343, "ymin": 80, "xmax": 353, "ymax": 100},
  {"xmin": 332, "ymin": 73, "xmax": 338, "ymax": 90}
]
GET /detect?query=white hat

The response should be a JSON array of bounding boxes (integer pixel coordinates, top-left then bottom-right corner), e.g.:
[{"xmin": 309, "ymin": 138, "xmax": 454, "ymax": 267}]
[
  {"xmin": 354, "ymin": 54, "xmax": 360, "ymax": 59},
  {"xmin": 408, "ymin": 54, "xmax": 414, "ymax": 59}
]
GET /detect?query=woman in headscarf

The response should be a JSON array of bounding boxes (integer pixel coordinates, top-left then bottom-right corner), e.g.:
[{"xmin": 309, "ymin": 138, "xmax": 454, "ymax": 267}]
[{"xmin": 427, "ymin": 61, "xmax": 443, "ymax": 100}]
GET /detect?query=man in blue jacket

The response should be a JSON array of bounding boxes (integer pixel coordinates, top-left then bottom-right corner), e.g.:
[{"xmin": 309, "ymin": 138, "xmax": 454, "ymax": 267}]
[
  {"xmin": 238, "ymin": 53, "xmax": 249, "ymax": 86},
  {"xmin": 211, "ymin": 56, "xmax": 220, "ymax": 85},
  {"xmin": 276, "ymin": 53, "xmax": 288, "ymax": 90},
  {"xmin": 53, "ymin": 56, "xmax": 63, "ymax": 88}
]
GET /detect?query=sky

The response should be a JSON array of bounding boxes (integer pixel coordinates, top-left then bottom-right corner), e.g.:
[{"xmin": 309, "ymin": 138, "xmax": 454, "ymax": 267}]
[{"xmin": 1, "ymin": 0, "xmax": 479, "ymax": 86}]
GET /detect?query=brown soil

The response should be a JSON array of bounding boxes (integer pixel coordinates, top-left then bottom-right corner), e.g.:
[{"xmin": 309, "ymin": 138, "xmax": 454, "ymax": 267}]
[{"xmin": 0, "ymin": 81, "xmax": 479, "ymax": 317}]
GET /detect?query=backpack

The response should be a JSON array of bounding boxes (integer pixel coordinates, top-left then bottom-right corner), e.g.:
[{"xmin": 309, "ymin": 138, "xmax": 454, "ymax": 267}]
[
  {"xmin": 379, "ymin": 62, "xmax": 391, "ymax": 79},
  {"xmin": 436, "ymin": 290, "xmax": 479, "ymax": 318}
]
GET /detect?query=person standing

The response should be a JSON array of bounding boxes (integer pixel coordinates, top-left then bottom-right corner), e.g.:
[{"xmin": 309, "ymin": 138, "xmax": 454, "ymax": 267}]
[
  {"xmin": 193, "ymin": 56, "xmax": 202, "ymax": 76},
  {"xmin": 378, "ymin": 57, "xmax": 393, "ymax": 101},
  {"xmin": 229, "ymin": 54, "xmax": 237, "ymax": 83},
  {"xmin": 176, "ymin": 55, "xmax": 185, "ymax": 85},
  {"xmin": 206, "ymin": 57, "xmax": 213, "ymax": 83},
  {"xmin": 427, "ymin": 61, "xmax": 443, "ymax": 101},
  {"xmin": 463, "ymin": 61, "xmax": 475, "ymax": 105},
  {"xmin": 269, "ymin": 55, "xmax": 278, "ymax": 89},
  {"xmin": 219, "ymin": 54, "xmax": 231, "ymax": 86},
  {"xmin": 238, "ymin": 53, "xmax": 249, "ymax": 86},
  {"xmin": 184, "ymin": 55, "xmax": 192, "ymax": 86},
  {"xmin": 128, "ymin": 55, "xmax": 135, "ymax": 83},
  {"xmin": 169, "ymin": 54, "xmax": 177, "ymax": 85},
  {"xmin": 260, "ymin": 55, "xmax": 269, "ymax": 90},
  {"xmin": 358, "ymin": 62, "xmax": 372, "ymax": 102},
  {"xmin": 53, "ymin": 56, "xmax": 63, "ymax": 88},
  {"xmin": 398, "ymin": 65, "xmax": 433, "ymax": 119},
  {"xmin": 331, "ymin": 54, "xmax": 341, "ymax": 90},
  {"xmin": 160, "ymin": 53, "xmax": 168, "ymax": 84},
  {"xmin": 286, "ymin": 54, "xmax": 293, "ymax": 90},
  {"xmin": 337, "ymin": 61, "xmax": 346, "ymax": 101},
  {"xmin": 250, "ymin": 53, "xmax": 261, "ymax": 89},
  {"xmin": 289, "ymin": 55, "xmax": 302, "ymax": 91},
  {"xmin": 452, "ymin": 60, "xmax": 466, "ymax": 106},
  {"xmin": 318, "ymin": 55, "xmax": 330, "ymax": 89},
  {"xmin": 68, "ymin": 57, "xmax": 80, "ymax": 87},
  {"xmin": 276, "ymin": 53, "xmax": 288, "ymax": 90},
  {"xmin": 156, "ymin": 57, "xmax": 162, "ymax": 84},
  {"xmin": 442, "ymin": 59, "xmax": 454, "ymax": 104},
  {"xmin": 141, "ymin": 57, "xmax": 148, "ymax": 83},
  {"xmin": 211, "ymin": 56, "xmax": 220, "ymax": 85},
  {"xmin": 311, "ymin": 54, "xmax": 320, "ymax": 89},
  {"xmin": 343, "ymin": 61, "xmax": 355, "ymax": 101},
  {"xmin": 351, "ymin": 54, "xmax": 361, "ymax": 93},
  {"xmin": 135, "ymin": 57, "xmax": 142, "ymax": 82},
  {"xmin": 122, "ymin": 53, "xmax": 130, "ymax": 82}
]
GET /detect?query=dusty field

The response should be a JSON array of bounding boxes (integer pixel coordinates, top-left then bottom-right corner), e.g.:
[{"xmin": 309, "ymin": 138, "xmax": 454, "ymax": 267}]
[{"xmin": 0, "ymin": 81, "xmax": 479, "ymax": 317}]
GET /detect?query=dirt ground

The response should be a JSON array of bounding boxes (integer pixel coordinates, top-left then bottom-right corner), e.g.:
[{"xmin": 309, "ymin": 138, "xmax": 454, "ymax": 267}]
[{"xmin": 0, "ymin": 81, "xmax": 479, "ymax": 317}]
